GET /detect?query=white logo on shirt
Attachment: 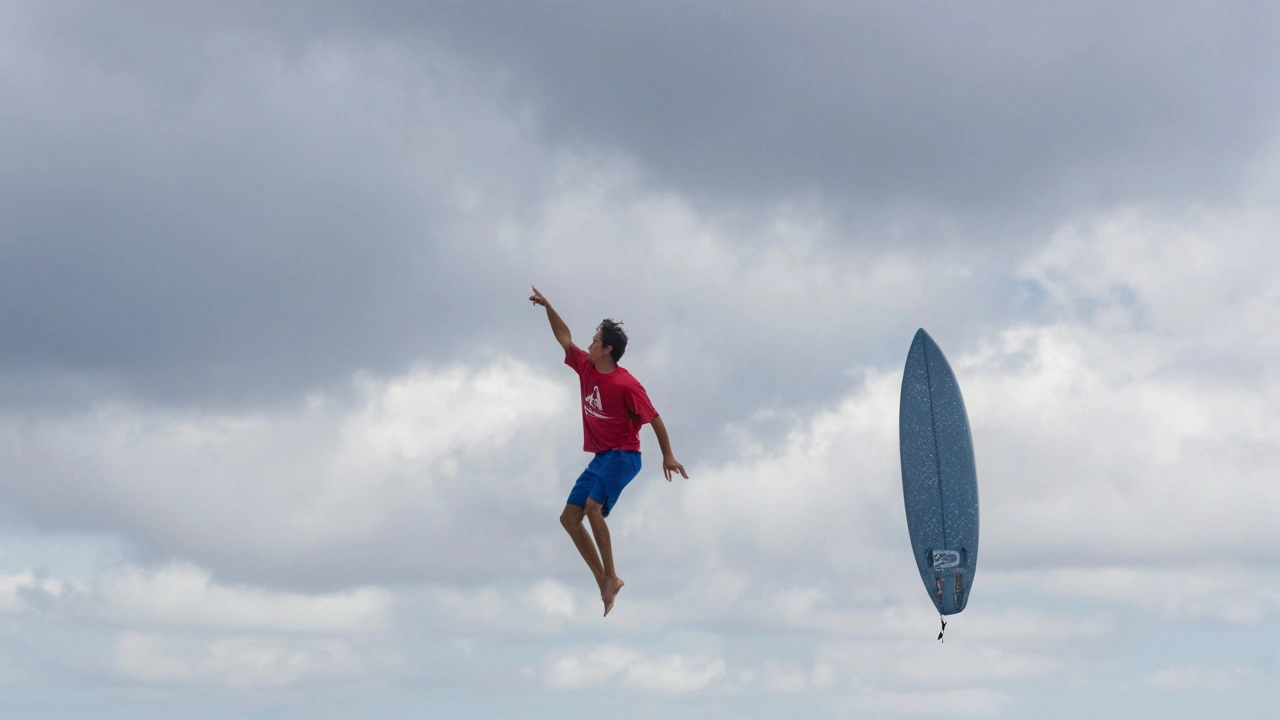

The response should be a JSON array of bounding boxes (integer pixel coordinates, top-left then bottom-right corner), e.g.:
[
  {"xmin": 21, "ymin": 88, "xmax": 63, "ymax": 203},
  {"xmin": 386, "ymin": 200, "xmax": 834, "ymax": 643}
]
[{"xmin": 584, "ymin": 386, "xmax": 609, "ymax": 419}]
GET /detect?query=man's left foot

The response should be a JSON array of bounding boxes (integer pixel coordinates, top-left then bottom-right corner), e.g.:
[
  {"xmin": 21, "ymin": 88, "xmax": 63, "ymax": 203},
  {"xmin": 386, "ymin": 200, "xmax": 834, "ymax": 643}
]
[{"xmin": 602, "ymin": 577, "xmax": 625, "ymax": 617}]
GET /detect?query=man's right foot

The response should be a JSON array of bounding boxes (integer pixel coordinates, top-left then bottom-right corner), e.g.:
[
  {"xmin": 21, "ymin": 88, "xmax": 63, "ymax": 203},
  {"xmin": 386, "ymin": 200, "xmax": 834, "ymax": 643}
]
[{"xmin": 602, "ymin": 577, "xmax": 625, "ymax": 617}]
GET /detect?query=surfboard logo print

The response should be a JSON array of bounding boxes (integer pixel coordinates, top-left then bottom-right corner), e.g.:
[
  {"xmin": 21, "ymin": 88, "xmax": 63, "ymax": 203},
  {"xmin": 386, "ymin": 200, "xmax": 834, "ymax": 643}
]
[
  {"xmin": 584, "ymin": 386, "xmax": 610, "ymax": 419},
  {"xmin": 930, "ymin": 550, "xmax": 961, "ymax": 569}
]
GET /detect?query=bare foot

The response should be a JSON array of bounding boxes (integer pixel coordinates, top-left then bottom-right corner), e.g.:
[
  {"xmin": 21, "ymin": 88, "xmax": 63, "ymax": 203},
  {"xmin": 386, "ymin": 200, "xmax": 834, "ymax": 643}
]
[{"xmin": 602, "ymin": 577, "xmax": 625, "ymax": 617}]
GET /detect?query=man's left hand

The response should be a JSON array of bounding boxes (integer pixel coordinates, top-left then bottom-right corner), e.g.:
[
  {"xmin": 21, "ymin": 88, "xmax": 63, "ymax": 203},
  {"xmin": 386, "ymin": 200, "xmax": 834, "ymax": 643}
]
[{"xmin": 662, "ymin": 456, "xmax": 688, "ymax": 482}]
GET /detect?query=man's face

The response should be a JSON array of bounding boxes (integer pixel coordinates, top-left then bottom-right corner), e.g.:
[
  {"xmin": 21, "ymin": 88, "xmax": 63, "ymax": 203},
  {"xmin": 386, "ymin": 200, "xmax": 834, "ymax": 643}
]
[{"xmin": 588, "ymin": 330, "xmax": 611, "ymax": 364}]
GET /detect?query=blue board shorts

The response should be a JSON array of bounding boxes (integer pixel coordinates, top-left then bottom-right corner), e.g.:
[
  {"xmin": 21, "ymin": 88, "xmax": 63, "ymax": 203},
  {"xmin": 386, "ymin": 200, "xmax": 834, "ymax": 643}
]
[{"xmin": 566, "ymin": 450, "xmax": 642, "ymax": 518}]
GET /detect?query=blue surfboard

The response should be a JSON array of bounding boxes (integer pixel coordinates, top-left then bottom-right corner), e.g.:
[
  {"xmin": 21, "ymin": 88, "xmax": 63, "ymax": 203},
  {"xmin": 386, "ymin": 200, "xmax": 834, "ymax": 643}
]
[{"xmin": 899, "ymin": 328, "xmax": 979, "ymax": 616}]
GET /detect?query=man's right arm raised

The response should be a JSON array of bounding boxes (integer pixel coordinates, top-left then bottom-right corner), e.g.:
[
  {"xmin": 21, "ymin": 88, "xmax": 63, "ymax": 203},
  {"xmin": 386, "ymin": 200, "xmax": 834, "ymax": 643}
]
[{"xmin": 529, "ymin": 286, "xmax": 573, "ymax": 350}]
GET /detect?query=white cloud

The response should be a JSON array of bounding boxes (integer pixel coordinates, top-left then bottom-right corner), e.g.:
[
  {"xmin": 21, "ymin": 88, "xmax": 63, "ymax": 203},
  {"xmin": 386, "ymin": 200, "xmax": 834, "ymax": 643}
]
[
  {"xmin": 542, "ymin": 644, "xmax": 636, "ymax": 689},
  {"xmin": 618, "ymin": 364, "xmax": 903, "ymax": 580},
  {"xmin": 948, "ymin": 607, "xmax": 1115, "ymax": 642},
  {"xmin": 2, "ymin": 561, "xmax": 400, "ymax": 690},
  {"xmin": 526, "ymin": 158, "xmax": 962, "ymax": 373},
  {"xmin": 998, "ymin": 565, "xmax": 1280, "ymax": 624},
  {"xmin": 433, "ymin": 586, "xmax": 507, "ymax": 628},
  {"xmin": 1, "ymin": 560, "xmax": 395, "ymax": 637},
  {"xmin": 522, "ymin": 578, "xmax": 577, "ymax": 618},
  {"xmin": 760, "ymin": 660, "xmax": 809, "ymax": 693},
  {"xmin": 535, "ymin": 643, "xmax": 726, "ymax": 694},
  {"xmin": 596, "ymin": 201, "xmax": 1280, "ymax": 605},
  {"xmin": 74, "ymin": 563, "xmax": 393, "ymax": 633},
  {"xmin": 1023, "ymin": 207, "xmax": 1280, "ymax": 341},
  {"xmin": 1141, "ymin": 664, "xmax": 1262, "ymax": 692},
  {"xmin": 427, "ymin": 577, "xmax": 650, "ymax": 637},
  {"xmin": 0, "ymin": 358, "xmax": 573, "ymax": 584},
  {"xmin": 622, "ymin": 651, "xmax": 727, "ymax": 694},
  {"xmin": 110, "ymin": 632, "xmax": 385, "ymax": 689},
  {"xmin": 812, "ymin": 639, "xmax": 1061, "ymax": 688},
  {"xmin": 0, "ymin": 571, "xmax": 66, "ymax": 613},
  {"xmin": 835, "ymin": 688, "xmax": 1015, "ymax": 718},
  {"xmin": 960, "ymin": 320, "xmax": 1280, "ymax": 565}
]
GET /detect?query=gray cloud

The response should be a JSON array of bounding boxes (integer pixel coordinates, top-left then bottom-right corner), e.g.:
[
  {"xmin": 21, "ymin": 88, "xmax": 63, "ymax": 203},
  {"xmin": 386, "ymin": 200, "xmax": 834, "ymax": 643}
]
[
  {"xmin": 2, "ymin": 4, "xmax": 533, "ymax": 407},
  {"xmin": 4, "ymin": 0, "xmax": 1276, "ymax": 434},
  {"xmin": 0, "ymin": 9, "xmax": 1000, "ymax": 473},
  {"xmin": 2, "ymin": 0, "xmax": 1279, "ymax": 575},
  {"xmin": 325, "ymin": 0, "xmax": 1280, "ymax": 212}
]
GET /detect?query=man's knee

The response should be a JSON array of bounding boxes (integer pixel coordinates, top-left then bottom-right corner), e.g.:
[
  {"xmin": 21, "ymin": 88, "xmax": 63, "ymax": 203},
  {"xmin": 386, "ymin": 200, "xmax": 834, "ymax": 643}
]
[{"xmin": 560, "ymin": 505, "xmax": 584, "ymax": 530}]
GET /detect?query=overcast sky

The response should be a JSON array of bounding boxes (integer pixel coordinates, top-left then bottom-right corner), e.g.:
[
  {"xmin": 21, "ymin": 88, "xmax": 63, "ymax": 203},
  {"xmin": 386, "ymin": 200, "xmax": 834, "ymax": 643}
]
[{"xmin": 1, "ymin": 1, "xmax": 1278, "ymax": 717}]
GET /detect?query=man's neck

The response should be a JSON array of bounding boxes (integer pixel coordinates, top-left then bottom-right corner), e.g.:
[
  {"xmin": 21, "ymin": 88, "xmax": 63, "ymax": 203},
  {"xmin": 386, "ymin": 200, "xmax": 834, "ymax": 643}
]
[{"xmin": 593, "ymin": 359, "xmax": 618, "ymax": 373}]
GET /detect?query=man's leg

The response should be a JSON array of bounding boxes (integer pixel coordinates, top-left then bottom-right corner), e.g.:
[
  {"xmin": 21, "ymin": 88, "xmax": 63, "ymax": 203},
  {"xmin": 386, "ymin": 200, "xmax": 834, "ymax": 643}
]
[
  {"xmin": 560, "ymin": 504, "xmax": 605, "ymax": 593},
  {"xmin": 585, "ymin": 498, "xmax": 625, "ymax": 616}
]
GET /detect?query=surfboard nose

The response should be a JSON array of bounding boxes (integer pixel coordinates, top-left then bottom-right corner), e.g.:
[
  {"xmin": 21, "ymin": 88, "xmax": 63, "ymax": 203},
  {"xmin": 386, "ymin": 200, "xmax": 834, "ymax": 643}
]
[{"xmin": 911, "ymin": 327, "xmax": 929, "ymax": 352}]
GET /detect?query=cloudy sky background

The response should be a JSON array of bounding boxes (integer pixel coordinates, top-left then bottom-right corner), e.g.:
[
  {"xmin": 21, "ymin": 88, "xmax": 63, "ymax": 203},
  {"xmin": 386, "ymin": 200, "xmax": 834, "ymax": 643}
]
[{"xmin": 2, "ymin": 1, "xmax": 1278, "ymax": 717}]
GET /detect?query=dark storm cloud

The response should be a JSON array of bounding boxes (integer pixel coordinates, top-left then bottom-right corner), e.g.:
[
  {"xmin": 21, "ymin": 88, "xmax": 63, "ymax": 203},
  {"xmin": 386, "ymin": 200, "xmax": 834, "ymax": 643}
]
[
  {"xmin": 323, "ymin": 0, "xmax": 1280, "ymax": 211},
  {"xmin": 0, "ymin": 1, "xmax": 545, "ymax": 407},
  {"xmin": 2, "ymin": 0, "xmax": 1277, "ymax": 414}
]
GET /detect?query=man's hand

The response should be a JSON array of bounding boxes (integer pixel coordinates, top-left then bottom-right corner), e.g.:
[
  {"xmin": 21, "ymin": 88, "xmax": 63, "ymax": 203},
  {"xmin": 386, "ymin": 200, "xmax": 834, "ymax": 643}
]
[
  {"xmin": 531, "ymin": 285, "xmax": 572, "ymax": 349},
  {"xmin": 650, "ymin": 416, "xmax": 686, "ymax": 481},
  {"xmin": 662, "ymin": 455, "xmax": 688, "ymax": 482}
]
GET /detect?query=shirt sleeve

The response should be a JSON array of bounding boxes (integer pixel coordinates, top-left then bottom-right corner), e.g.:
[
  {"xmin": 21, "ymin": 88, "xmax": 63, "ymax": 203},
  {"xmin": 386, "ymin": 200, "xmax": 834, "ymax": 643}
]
[
  {"xmin": 564, "ymin": 345, "xmax": 590, "ymax": 375},
  {"xmin": 624, "ymin": 381, "xmax": 658, "ymax": 425}
]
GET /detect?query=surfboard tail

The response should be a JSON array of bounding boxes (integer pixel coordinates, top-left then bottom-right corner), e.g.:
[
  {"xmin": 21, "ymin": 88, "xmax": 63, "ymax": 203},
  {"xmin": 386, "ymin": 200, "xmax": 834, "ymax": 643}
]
[{"xmin": 927, "ymin": 548, "xmax": 973, "ymax": 615}]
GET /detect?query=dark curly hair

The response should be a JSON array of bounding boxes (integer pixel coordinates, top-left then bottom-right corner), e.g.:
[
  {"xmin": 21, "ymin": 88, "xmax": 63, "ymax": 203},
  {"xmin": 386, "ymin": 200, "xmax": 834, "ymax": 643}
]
[{"xmin": 597, "ymin": 318, "xmax": 628, "ymax": 363}]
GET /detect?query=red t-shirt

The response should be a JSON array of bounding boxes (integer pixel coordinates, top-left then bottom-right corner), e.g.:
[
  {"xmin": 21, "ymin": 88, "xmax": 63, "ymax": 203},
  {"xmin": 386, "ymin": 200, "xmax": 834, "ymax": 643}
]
[{"xmin": 565, "ymin": 345, "xmax": 658, "ymax": 453}]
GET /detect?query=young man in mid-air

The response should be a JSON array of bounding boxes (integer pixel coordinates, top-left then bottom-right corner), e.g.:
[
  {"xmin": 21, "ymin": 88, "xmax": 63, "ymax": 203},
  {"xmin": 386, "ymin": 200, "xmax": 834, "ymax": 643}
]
[{"xmin": 529, "ymin": 286, "xmax": 688, "ymax": 616}]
